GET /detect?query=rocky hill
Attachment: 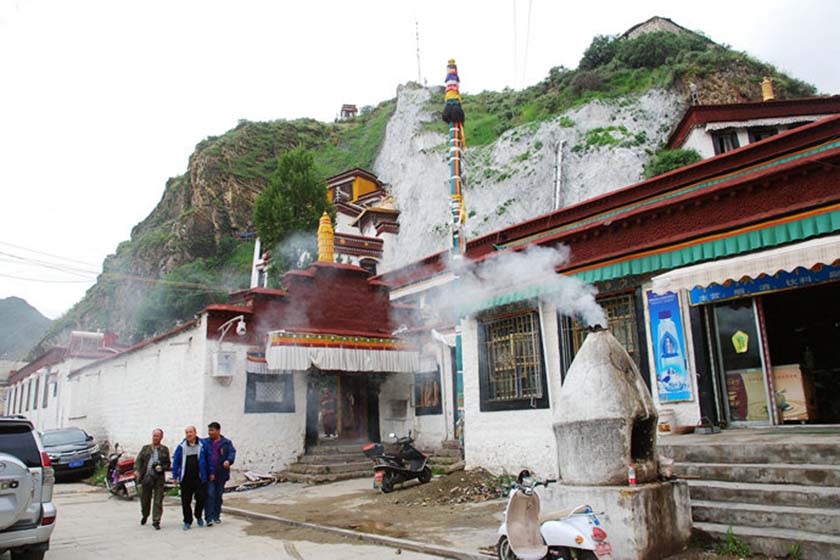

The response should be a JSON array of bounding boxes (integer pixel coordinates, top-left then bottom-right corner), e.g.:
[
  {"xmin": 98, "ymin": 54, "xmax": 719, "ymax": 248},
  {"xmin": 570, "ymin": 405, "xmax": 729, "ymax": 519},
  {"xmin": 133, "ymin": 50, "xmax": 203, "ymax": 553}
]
[
  {"xmin": 0, "ymin": 297, "xmax": 51, "ymax": 360},
  {"xmin": 33, "ymin": 20, "xmax": 817, "ymax": 354}
]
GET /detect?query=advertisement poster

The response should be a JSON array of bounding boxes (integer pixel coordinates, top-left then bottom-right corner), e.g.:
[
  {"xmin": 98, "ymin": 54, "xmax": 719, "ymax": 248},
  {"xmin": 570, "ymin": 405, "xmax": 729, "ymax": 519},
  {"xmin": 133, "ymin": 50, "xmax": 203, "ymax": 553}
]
[{"xmin": 647, "ymin": 291, "xmax": 692, "ymax": 402}]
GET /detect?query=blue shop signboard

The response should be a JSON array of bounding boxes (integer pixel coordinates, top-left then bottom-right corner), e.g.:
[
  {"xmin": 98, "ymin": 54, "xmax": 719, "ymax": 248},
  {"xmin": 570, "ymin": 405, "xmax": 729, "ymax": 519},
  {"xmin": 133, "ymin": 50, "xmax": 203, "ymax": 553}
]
[
  {"xmin": 647, "ymin": 291, "xmax": 693, "ymax": 403},
  {"xmin": 689, "ymin": 264, "xmax": 840, "ymax": 305}
]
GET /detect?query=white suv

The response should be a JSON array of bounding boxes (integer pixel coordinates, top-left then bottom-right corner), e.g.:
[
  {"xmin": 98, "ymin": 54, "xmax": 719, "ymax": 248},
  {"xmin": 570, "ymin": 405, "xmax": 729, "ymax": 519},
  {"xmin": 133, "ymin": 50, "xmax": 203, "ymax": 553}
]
[{"xmin": 0, "ymin": 416, "xmax": 56, "ymax": 560}]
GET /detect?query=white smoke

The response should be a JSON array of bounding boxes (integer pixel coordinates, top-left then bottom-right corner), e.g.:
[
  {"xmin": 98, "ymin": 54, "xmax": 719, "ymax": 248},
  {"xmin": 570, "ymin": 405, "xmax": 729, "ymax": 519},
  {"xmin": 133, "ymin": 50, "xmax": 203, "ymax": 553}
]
[{"xmin": 439, "ymin": 243, "xmax": 607, "ymax": 327}]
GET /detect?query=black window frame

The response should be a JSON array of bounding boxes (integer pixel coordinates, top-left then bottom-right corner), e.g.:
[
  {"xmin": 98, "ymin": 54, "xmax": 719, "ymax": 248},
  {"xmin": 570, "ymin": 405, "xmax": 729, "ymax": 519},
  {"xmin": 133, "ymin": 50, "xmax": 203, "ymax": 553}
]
[
  {"xmin": 477, "ymin": 306, "xmax": 549, "ymax": 412},
  {"xmin": 245, "ymin": 372, "xmax": 295, "ymax": 414},
  {"xmin": 747, "ymin": 126, "xmax": 778, "ymax": 144},
  {"xmin": 712, "ymin": 129, "xmax": 740, "ymax": 155}
]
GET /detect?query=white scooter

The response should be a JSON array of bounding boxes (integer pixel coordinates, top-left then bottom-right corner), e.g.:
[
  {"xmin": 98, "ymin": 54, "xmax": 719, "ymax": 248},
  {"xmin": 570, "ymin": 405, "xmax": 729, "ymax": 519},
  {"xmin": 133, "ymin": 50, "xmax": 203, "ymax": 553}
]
[{"xmin": 497, "ymin": 470, "xmax": 613, "ymax": 560}]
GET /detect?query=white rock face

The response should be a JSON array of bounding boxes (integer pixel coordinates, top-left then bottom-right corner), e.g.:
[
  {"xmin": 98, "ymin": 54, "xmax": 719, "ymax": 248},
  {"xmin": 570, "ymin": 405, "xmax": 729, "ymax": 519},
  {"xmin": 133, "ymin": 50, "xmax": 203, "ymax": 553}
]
[{"xmin": 373, "ymin": 86, "xmax": 685, "ymax": 271}]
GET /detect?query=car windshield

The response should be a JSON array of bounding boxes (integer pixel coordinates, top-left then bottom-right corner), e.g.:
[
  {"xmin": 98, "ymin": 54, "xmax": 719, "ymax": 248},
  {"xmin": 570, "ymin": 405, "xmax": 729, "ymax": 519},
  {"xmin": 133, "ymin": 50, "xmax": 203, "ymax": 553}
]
[{"xmin": 42, "ymin": 428, "xmax": 88, "ymax": 447}]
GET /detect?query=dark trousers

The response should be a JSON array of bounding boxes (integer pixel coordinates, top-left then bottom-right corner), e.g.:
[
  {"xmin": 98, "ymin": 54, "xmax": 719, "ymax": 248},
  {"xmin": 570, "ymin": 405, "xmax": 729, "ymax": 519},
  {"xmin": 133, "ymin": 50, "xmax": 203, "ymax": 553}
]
[
  {"xmin": 205, "ymin": 478, "xmax": 225, "ymax": 521},
  {"xmin": 180, "ymin": 478, "xmax": 206, "ymax": 524},
  {"xmin": 140, "ymin": 477, "xmax": 165, "ymax": 524}
]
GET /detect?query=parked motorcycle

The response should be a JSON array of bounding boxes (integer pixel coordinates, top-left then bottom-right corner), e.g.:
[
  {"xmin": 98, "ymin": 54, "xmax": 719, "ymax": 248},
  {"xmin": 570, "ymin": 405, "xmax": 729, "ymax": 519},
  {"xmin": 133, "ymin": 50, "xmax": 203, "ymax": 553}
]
[
  {"xmin": 497, "ymin": 470, "xmax": 612, "ymax": 560},
  {"xmin": 105, "ymin": 443, "xmax": 138, "ymax": 500},
  {"xmin": 362, "ymin": 431, "xmax": 432, "ymax": 493}
]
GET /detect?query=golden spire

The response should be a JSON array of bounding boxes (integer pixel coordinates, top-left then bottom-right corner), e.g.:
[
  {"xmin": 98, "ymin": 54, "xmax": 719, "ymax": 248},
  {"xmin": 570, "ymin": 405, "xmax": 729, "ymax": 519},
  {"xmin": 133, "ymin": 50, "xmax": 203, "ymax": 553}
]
[
  {"xmin": 761, "ymin": 77, "xmax": 775, "ymax": 102},
  {"xmin": 317, "ymin": 212, "xmax": 334, "ymax": 262}
]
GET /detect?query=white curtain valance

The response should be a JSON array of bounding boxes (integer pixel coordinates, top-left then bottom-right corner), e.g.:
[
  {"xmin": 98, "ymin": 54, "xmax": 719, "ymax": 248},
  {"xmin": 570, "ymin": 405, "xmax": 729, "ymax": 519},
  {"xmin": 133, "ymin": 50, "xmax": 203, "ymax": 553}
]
[{"xmin": 264, "ymin": 331, "xmax": 419, "ymax": 373}]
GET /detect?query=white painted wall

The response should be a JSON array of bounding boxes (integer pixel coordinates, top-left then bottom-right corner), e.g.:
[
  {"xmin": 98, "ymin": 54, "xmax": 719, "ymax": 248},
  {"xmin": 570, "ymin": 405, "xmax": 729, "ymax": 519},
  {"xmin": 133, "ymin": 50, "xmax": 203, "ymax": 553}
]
[
  {"xmin": 378, "ymin": 372, "xmax": 413, "ymax": 440},
  {"xmin": 201, "ymin": 338, "xmax": 307, "ymax": 472},
  {"xmin": 410, "ymin": 343, "xmax": 452, "ymax": 450},
  {"xmin": 66, "ymin": 324, "xmax": 207, "ymax": 457},
  {"xmin": 681, "ymin": 128, "xmax": 716, "ymax": 159},
  {"xmin": 461, "ymin": 302, "xmax": 565, "ymax": 478}
]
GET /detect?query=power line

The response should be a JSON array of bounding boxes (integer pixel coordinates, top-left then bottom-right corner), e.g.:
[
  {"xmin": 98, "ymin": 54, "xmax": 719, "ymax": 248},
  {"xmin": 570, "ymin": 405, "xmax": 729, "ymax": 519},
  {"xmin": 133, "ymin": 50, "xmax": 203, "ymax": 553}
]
[
  {"xmin": 0, "ymin": 251, "xmax": 100, "ymax": 278},
  {"xmin": 522, "ymin": 0, "xmax": 533, "ymax": 87},
  {"xmin": 0, "ymin": 272, "xmax": 93, "ymax": 284},
  {"xmin": 0, "ymin": 240, "xmax": 100, "ymax": 268}
]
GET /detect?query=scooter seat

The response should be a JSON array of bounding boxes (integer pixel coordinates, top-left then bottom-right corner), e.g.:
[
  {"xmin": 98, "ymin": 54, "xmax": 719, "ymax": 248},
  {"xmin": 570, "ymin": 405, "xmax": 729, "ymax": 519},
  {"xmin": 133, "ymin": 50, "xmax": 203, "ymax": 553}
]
[{"xmin": 538, "ymin": 508, "xmax": 574, "ymax": 525}]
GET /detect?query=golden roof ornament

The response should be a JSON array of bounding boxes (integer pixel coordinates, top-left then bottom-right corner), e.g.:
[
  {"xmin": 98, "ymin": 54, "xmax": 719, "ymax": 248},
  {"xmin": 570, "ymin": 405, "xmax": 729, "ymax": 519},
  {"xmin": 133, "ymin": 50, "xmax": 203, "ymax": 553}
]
[{"xmin": 317, "ymin": 212, "xmax": 334, "ymax": 262}]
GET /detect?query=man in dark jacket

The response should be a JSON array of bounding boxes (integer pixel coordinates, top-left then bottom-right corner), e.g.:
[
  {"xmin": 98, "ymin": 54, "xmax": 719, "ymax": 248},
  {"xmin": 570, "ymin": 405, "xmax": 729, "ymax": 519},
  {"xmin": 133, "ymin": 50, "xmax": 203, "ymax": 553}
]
[
  {"xmin": 172, "ymin": 425, "xmax": 213, "ymax": 530},
  {"xmin": 203, "ymin": 421, "xmax": 236, "ymax": 526},
  {"xmin": 134, "ymin": 428, "xmax": 171, "ymax": 530}
]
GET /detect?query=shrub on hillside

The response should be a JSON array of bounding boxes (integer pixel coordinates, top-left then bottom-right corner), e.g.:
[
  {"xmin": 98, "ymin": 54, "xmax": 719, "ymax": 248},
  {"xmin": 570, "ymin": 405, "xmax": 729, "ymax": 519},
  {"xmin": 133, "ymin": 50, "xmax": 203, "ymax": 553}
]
[
  {"xmin": 579, "ymin": 35, "xmax": 618, "ymax": 70},
  {"xmin": 644, "ymin": 148, "xmax": 702, "ymax": 178},
  {"xmin": 617, "ymin": 31, "xmax": 708, "ymax": 69}
]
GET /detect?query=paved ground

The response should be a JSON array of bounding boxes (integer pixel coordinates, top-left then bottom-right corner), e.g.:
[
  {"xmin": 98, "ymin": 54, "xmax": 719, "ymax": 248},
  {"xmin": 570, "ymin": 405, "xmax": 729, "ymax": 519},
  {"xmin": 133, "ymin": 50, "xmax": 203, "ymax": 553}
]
[{"xmin": 6, "ymin": 483, "xmax": 442, "ymax": 560}]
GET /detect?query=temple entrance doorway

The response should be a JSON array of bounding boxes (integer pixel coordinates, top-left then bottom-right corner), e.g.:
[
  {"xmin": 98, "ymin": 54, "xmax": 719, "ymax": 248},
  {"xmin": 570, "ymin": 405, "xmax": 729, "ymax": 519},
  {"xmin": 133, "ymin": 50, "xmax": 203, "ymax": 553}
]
[{"xmin": 305, "ymin": 372, "xmax": 380, "ymax": 448}]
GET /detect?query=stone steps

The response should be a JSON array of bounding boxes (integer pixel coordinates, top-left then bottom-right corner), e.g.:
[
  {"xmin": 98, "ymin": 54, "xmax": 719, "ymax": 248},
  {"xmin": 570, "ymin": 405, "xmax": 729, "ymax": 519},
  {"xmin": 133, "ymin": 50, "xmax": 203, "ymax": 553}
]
[
  {"xmin": 673, "ymin": 461, "xmax": 840, "ymax": 486},
  {"xmin": 663, "ymin": 437, "xmax": 840, "ymax": 559},
  {"xmin": 280, "ymin": 469, "xmax": 372, "ymax": 485},
  {"xmin": 694, "ymin": 522, "xmax": 840, "ymax": 560},
  {"xmin": 298, "ymin": 453, "xmax": 370, "ymax": 465},
  {"xmin": 692, "ymin": 499, "xmax": 840, "ymax": 536},
  {"xmin": 285, "ymin": 460, "xmax": 372, "ymax": 476},
  {"xmin": 688, "ymin": 479, "xmax": 840, "ymax": 509},
  {"xmin": 661, "ymin": 441, "xmax": 840, "ymax": 465}
]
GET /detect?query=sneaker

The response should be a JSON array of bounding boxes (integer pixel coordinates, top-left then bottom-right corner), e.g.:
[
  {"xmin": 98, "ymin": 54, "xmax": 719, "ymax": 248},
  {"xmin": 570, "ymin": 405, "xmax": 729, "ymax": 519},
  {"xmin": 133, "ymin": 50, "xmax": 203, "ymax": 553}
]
[
  {"xmin": 153, "ymin": 522, "xmax": 161, "ymax": 530},
  {"xmin": 182, "ymin": 522, "xmax": 190, "ymax": 531},
  {"xmin": 214, "ymin": 518, "xmax": 222, "ymax": 524},
  {"xmin": 196, "ymin": 518, "xmax": 204, "ymax": 527},
  {"xmin": 206, "ymin": 520, "xmax": 214, "ymax": 527},
  {"xmin": 140, "ymin": 516, "xmax": 148, "ymax": 526}
]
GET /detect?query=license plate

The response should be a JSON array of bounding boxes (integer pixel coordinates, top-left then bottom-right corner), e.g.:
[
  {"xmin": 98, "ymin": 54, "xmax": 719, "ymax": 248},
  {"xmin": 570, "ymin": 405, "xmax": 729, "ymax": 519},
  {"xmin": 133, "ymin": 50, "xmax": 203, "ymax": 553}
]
[
  {"xmin": 125, "ymin": 480, "xmax": 136, "ymax": 489},
  {"xmin": 68, "ymin": 460, "xmax": 84, "ymax": 468},
  {"xmin": 595, "ymin": 542, "xmax": 613, "ymax": 556},
  {"xmin": 373, "ymin": 472, "xmax": 384, "ymax": 488}
]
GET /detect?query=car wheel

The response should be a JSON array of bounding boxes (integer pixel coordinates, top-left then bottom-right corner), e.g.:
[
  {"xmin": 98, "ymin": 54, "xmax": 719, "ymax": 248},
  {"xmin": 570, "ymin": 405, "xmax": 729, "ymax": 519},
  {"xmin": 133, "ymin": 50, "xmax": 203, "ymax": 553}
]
[{"xmin": 11, "ymin": 547, "xmax": 47, "ymax": 560}]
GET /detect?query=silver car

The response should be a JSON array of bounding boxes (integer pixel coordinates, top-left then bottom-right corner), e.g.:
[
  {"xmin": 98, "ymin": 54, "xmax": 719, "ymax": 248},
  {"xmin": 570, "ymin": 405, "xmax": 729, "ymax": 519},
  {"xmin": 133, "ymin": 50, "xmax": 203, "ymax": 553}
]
[{"xmin": 0, "ymin": 416, "xmax": 56, "ymax": 560}]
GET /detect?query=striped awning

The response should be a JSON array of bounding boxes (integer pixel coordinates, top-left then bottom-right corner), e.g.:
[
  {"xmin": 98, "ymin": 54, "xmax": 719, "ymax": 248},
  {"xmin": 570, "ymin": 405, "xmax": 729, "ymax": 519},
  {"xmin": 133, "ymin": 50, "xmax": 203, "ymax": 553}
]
[
  {"xmin": 264, "ymin": 330, "xmax": 419, "ymax": 373},
  {"xmin": 650, "ymin": 234, "xmax": 840, "ymax": 304}
]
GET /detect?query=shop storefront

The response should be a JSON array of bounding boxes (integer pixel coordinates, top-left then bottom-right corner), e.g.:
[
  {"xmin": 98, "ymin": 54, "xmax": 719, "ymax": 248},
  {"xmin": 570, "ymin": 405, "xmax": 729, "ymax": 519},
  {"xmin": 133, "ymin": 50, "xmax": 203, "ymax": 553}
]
[{"xmin": 651, "ymin": 235, "xmax": 840, "ymax": 427}]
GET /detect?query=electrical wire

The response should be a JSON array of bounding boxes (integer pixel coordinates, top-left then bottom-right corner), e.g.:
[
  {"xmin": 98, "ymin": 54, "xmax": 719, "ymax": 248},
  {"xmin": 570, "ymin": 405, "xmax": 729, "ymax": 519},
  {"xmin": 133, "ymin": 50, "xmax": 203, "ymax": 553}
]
[
  {"xmin": 0, "ymin": 240, "xmax": 100, "ymax": 268},
  {"xmin": 522, "ymin": 0, "xmax": 533, "ymax": 87},
  {"xmin": 0, "ymin": 272, "xmax": 93, "ymax": 284}
]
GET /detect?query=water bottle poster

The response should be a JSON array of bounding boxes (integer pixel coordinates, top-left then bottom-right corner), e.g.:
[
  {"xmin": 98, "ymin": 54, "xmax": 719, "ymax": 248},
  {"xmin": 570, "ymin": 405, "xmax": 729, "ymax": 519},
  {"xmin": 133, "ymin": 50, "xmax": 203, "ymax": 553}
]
[{"xmin": 647, "ymin": 291, "xmax": 693, "ymax": 402}]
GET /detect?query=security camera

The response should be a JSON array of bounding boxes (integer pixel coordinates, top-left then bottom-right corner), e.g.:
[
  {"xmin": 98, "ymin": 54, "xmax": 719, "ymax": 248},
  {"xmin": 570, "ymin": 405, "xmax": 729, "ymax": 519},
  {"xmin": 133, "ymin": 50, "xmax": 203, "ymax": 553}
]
[{"xmin": 235, "ymin": 319, "xmax": 247, "ymax": 337}]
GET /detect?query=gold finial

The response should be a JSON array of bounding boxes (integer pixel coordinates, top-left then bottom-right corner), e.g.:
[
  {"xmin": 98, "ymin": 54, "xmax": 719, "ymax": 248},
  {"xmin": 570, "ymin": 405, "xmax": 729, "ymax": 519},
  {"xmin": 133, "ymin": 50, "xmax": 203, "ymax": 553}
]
[
  {"xmin": 761, "ymin": 77, "xmax": 775, "ymax": 102},
  {"xmin": 317, "ymin": 212, "xmax": 334, "ymax": 262}
]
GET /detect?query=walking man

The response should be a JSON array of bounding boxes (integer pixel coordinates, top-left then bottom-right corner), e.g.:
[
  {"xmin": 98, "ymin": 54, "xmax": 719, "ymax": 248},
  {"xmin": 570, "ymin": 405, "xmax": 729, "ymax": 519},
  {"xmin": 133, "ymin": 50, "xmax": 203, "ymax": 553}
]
[
  {"xmin": 204, "ymin": 422, "xmax": 236, "ymax": 526},
  {"xmin": 172, "ymin": 425, "xmax": 213, "ymax": 530},
  {"xmin": 135, "ymin": 428, "xmax": 171, "ymax": 530}
]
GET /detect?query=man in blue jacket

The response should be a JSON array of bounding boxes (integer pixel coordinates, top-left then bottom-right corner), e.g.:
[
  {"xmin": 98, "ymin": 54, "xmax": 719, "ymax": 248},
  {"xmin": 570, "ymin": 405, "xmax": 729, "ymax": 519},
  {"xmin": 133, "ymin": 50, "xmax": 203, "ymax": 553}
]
[
  {"xmin": 172, "ymin": 425, "xmax": 213, "ymax": 530},
  {"xmin": 204, "ymin": 421, "xmax": 236, "ymax": 526}
]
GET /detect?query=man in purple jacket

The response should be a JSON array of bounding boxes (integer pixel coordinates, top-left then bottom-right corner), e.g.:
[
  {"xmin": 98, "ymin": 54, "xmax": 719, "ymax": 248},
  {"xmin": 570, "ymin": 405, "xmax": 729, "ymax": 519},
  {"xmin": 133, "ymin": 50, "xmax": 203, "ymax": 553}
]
[{"xmin": 204, "ymin": 421, "xmax": 236, "ymax": 526}]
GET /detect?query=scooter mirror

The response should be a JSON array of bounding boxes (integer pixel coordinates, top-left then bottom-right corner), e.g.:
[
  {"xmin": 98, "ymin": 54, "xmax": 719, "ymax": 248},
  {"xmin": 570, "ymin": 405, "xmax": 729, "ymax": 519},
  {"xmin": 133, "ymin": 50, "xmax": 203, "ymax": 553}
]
[{"xmin": 517, "ymin": 469, "xmax": 532, "ymax": 484}]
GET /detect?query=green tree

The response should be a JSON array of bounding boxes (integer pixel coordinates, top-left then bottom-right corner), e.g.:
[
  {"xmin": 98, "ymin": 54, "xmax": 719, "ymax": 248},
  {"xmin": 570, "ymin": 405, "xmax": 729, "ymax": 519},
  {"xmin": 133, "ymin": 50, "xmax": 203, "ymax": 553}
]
[
  {"xmin": 579, "ymin": 35, "xmax": 618, "ymax": 70},
  {"xmin": 643, "ymin": 148, "xmax": 702, "ymax": 178},
  {"xmin": 253, "ymin": 146, "xmax": 333, "ymax": 274},
  {"xmin": 616, "ymin": 31, "xmax": 708, "ymax": 69}
]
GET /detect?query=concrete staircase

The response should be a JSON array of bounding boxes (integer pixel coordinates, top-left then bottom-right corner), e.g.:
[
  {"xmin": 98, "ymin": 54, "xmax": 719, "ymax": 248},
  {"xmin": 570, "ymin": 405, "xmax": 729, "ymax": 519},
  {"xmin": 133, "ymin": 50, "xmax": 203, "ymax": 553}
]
[
  {"xmin": 278, "ymin": 439, "xmax": 372, "ymax": 484},
  {"xmin": 424, "ymin": 440, "xmax": 463, "ymax": 472},
  {"xmin": 660, "ymin": 435, "xmax": 840, "ymax": 559}
]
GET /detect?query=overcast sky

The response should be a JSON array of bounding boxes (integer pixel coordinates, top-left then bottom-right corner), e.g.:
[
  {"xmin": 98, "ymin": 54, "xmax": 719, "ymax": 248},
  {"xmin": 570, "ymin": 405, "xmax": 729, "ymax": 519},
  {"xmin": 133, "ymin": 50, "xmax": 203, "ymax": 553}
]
[{"xmin": 1, "ymin": 0, "xmax": 838, "ymax": 319}]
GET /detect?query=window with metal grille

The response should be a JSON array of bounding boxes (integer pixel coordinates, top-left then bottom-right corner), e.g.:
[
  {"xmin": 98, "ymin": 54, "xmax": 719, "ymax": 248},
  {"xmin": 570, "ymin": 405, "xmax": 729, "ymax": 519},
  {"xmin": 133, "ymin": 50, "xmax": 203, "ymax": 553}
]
[
  {"xmin": 478, "ymin": 310, "xmax": 548, "ymax": 411},
  {"xmin": 245, "ymin": 373, "xmax": 295, "ymax": 413},
  {"xmin": 559, "ymin": 293, "xmax": 641, "ymax": 378}
]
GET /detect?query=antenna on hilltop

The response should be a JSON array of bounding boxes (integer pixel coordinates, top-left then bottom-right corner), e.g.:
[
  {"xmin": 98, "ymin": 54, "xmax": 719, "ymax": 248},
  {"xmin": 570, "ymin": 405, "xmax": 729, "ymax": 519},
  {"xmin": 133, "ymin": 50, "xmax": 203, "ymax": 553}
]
[{"xmin": 415, "ymin": 18, "xmax": 423, "ymax": 85}]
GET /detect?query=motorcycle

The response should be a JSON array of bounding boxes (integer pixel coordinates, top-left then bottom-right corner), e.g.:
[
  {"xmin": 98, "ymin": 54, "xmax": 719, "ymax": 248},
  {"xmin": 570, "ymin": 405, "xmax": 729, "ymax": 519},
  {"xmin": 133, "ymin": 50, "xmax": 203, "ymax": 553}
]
[
  {"xmin": 105, "ymin": 443, "xmax": 138, "ymax": 500},
  {"xmin": 497, "ymin": 470, "xmax": 612, "ymax": 560},
  {"xmin": 362, "ymin": 431, "xmax": 432, "ymax": 493}
]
